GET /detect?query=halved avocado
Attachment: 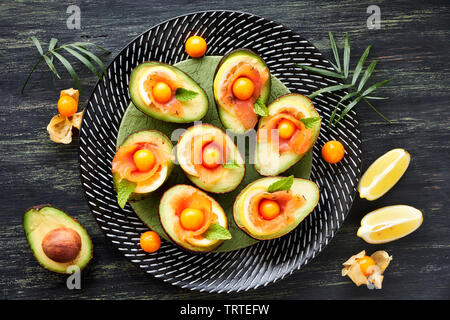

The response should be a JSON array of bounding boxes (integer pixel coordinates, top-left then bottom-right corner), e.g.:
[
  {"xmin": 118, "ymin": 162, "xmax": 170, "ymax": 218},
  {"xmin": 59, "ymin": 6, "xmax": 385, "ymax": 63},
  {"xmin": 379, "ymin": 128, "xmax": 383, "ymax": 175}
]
[
  {"xmin": 255, "ymin": 94, "xmax": 321, "ymax": 176},
  {"xmin": 129, "ymin": 62, "xmax": 208, "ymax": 123},
  {"xmin": 113, "ymin": 130, "xmax": 174, "ymax": 201},
  {"xmin": 213, "ymin": 49, "xmax": 271, "ymax": 133},
  {"xmin": 176, "ymin": 124, "xmax": 245, "ymax": 193},
  {"xmin": 159, "ymin": 185, "xmax": 229, "ymax": 252},
  {"xmin": 233, "ymin": 177, "xmax": 319, "ymax": 240},
  {"xmin": 24, "ymin": 205, "xmax": 93, "ymax": 274}
]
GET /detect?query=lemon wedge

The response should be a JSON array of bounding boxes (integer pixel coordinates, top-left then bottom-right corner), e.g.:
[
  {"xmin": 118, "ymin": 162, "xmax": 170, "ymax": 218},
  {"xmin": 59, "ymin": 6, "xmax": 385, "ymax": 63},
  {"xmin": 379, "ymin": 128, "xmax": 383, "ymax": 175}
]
[
  {"xmin": 358, "ymin": 148, "xmax": 410, "ymax": 200},
  {"xmin": 357, "ymin": 205, "xmax": 423, "ymax": 244}
]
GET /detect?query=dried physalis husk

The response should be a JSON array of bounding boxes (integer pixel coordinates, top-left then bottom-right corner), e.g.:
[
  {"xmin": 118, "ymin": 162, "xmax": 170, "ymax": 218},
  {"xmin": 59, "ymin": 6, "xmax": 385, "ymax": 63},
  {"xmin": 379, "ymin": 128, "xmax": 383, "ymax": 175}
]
[
  {"xmin": 342, "ymin": 250, "xmax": 392, "ymax": 289},
  {"xmin": 70, "ymin": 110, "xmax": 84, "ymax": 131},
  {"xmin": 47, "ymin": 88, "xmax": 83, "ymax": 144},
  {"xmin": 371, "ymin": 250, "xmax": 392, "ymax": 273},
  {"xmin": 60, "ymin": 88, "xmax": 79, "ymax": 103},
  {"xmin": 47, "ymin": 110, "xmax": 84, "ymax": 144}
]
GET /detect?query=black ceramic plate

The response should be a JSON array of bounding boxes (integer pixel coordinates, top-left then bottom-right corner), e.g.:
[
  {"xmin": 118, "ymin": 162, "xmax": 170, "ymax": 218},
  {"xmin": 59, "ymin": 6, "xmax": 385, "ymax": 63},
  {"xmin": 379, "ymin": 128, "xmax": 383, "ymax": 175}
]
[{"xmin": 79, "ymin": 10, "xmax": 362, "ymax": 293}]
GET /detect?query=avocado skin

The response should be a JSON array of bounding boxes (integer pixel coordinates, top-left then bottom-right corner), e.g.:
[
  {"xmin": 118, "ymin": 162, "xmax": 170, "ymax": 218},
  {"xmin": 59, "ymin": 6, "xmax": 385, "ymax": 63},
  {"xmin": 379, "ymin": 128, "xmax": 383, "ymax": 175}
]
[
  {"xmin": 129, "ymin": 61, "xmax": 209, "ymax": 123},
  {"xmin": 112, "ymin": 129, "xmax": 174, "ymax": 202},
  {"xmin": 213, "ymin": 49, "xmax": 271, "ymax": 133},
  {"xmin": 233, "ymin": 177, "xmax": 320, "ymax": 240},
  {"xmin": 23, "ymin": 205, "xmax": 93, "ymax": 274},
  {"xmin": 255, "ymin": 93, "xmax": 321, "ymax": 176},
  {"xmin": 158, "ymin": 184, "xmax": 227, "ymax": 253}
]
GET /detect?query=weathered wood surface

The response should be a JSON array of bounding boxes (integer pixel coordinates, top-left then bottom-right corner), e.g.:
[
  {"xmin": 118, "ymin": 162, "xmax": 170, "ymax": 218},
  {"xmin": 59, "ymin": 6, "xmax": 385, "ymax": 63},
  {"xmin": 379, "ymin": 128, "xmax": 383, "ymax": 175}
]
[{"xmin": 1, "ymin": 0, "xmax": 449, "ymax": 299}]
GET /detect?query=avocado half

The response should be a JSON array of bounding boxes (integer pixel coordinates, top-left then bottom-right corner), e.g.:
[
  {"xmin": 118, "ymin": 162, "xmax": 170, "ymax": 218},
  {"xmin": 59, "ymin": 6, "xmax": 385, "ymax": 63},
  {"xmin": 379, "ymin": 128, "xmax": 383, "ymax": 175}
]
[
  {"xmin": 113, "ymin": 130, "xmax": 174, "ymax": 201},
  {"xmin": 176, "ymin": 124, "xmax": 245, "ymax": 193},
  {"xmin": 159, "ymin": 184, "xmax": 229, "ymax": 252},
  {"xmin": 24, "ymin": 205, "xmax": 93, "ymax": 274},
  {"xmin": 129, "ymin": 61, "xmax": 208, "ymax": 123},
  {"xmin": 213, "ymin": 49, "xmax": 271, "ymax": 134},
  {"xmin": 255, "ymin": 94, "xmax": 321, "ymax": 176},
  {"xmin": 233, "ymin": 177, "xmax": 320, "ymax": 240}
]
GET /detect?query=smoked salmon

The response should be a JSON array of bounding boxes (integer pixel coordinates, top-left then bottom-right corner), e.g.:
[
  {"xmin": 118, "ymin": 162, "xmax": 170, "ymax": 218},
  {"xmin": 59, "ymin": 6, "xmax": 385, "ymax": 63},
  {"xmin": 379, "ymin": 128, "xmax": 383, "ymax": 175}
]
[
  {"xmin": 112, "ymin": 142, "xmax": 172, "ymax": 183},
  {"xmin": 258, "ymin": 112, "xmax": 314, "ymax": 155},
  {"xmin": 142, "ymin": 70, "xmax": 184, "ymax": 117},
  {"xmin": 246, "ymin": 190, "xmax": 305, "ymax": 234},
  {"xmin": 171, "ymin": 188, "xmax": 215, "ymax": 243},
  {"xmin": 218, "ymin": 61, "xmax": 269, "ymax": 131},
  {"xmin": 188, "ymin": 133, "xmax": 229, "ymax": 185}
]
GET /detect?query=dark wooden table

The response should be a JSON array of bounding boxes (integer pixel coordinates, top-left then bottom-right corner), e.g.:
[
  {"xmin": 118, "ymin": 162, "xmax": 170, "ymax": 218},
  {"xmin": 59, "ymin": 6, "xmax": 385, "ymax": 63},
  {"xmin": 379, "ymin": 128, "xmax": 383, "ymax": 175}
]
[{"xmin": 1, "ymin": 0, "xmax": 449, "ymax": 300}]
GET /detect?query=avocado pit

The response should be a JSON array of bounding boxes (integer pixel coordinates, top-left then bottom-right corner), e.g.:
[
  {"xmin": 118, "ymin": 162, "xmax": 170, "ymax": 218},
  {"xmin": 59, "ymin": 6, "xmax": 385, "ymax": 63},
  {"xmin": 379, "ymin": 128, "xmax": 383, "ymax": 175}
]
[{"xmin": 42, "ymin": 227, "xmax": 82, "ymax": 263}]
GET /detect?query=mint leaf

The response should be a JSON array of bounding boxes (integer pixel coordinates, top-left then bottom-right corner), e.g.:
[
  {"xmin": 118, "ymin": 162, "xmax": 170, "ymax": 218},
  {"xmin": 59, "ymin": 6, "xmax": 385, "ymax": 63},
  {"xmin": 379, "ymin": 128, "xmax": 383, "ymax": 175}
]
[
  {"xmin": 267, "ymin": 175, "xmax": 294, "ymax": 193},
  {"xmin": 254, "ymin": 96, "xmax": 269, "ymax": 116},
  {"xmin": 222, "ymin": 160, "xmax": 240, "ymax": 169},
  {"xmin": 203, "ymin": 223, "xmax": 232, "ymax": 240},
  {"xmin": 117, "ymin": 179, "xmax": 136, "ymax": 209},
  {"xmin": 175, "ymin": 88, "xmax": 198, "ymax": 102},
  {"xmin": 300, "ymin": 117, "xmax": 321, "ymax": 129}
]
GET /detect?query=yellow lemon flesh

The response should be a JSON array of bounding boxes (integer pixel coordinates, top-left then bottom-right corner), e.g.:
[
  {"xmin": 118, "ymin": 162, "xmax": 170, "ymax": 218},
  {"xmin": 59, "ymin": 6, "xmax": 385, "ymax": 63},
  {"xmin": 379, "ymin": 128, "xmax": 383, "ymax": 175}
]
[
  {"xmin": 357, "ymin": 205, "xmax": 423, "ymax": 244},
  {"xmin": 358, "ymin": 148, "xmax": 410, "ymax": 200}
]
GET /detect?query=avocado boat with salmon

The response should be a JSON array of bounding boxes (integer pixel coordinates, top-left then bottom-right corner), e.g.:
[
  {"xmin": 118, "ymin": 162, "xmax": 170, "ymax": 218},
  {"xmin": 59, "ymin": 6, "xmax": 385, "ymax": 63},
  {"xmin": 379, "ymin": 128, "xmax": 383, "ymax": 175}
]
[
  {"xmin": 255, "ymin": 94, "xmax": 321, "ymax": 176},
  {"xmin": 112, "ymin": 130, "xmax": 174, "ymax": 206},
  {"xmin": 176, "ymin": 124, "xmax": 245, "ymax": 193},
  {"xmin": 159, "ymin": 185, "xmax": 230, "ymax": 252},
  {"xmin": 213, "ymin": 49, "xmax": 271, "ymax": 134},
  {"xmin": 129, "ymin": 62, "xmax": 209, "ymax": 123},
  {"xmin": 233, "ymin": 177, "xmax": 319, "ymax": 240}
]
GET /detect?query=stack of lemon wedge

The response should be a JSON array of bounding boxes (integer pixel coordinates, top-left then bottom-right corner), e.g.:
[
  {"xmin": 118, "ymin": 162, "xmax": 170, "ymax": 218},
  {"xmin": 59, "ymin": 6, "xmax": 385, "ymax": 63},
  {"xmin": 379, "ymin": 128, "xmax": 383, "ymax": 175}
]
[{"xmin": 356, "ymin": 148, "xmax": 423, "ymax": 244}]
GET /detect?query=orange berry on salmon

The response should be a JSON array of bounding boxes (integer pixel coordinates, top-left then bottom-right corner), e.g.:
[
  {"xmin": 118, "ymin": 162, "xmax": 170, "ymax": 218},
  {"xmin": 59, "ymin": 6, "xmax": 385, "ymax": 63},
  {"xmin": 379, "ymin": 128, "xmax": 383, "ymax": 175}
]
[
  {"xmin": 180, "ymin": 208, "xmax": 205, "ymax": 231},
  {"xmin": 133, "ymin": 149, "xmax": 156, "ymax": 172},
  {"xmin": 152, "ymin": 81, "xmax": 172, "ymax": 103},
  {"xmin": 202, "ymin": 143, "xmax": 222, "ymax": 169},
  {"xmin": 232, "ymin": 77, "xmax": 255, "ymax": 100},
  {"xmin": 277, "ymin": 119, "xmax": 296, "ymax": 140},
  {"xmin": 258, "ymin": 199, "xmax": 281, "ymax": 220}
]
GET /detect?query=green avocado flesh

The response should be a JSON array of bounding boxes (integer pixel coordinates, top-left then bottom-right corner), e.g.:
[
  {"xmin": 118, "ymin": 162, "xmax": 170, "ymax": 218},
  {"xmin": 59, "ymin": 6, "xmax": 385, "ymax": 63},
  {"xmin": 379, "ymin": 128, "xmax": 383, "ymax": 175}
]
[
  {"xmin": 129, "ymin": 62, "xmax": 208, "ymax": 123},
  {"xmin": 255, "ymin": 94, "xmax": 321, "ymax": 176},
  {"xmin": 24, "ymin": 205, "xmax": 92, "ymax": 273},
  {"xmin": 177, "ymin": 124, "xmax": 245, "ymax": 193},
  {"xmin": 113, "ymin": 130, "xmax": 174, "ymax": 201},
  {"xmin": 117, "ymin": 56, "xmax": 313, "ymax": 252},
  {"xmin": 159, "ymin": 185, "xmax": 228, "ymax": 252},
  {"xmin": 213, "ymin": 50, "xmax": 271, "ymax": 134},
  {"xmin": 234, "ymin": 177, "xmax": 320, "ymax": 240}
]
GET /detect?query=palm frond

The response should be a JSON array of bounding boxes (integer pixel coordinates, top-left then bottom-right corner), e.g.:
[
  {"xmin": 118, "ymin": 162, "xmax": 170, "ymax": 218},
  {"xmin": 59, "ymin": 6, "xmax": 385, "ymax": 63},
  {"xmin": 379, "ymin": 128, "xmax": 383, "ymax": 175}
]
[
  {"xmin": 22, "ymin": 37, "xmax": 110, "ymax": 93},
  {"xmin": 296, "ymin": 33, "xmax": 392, "ymax": 125}
]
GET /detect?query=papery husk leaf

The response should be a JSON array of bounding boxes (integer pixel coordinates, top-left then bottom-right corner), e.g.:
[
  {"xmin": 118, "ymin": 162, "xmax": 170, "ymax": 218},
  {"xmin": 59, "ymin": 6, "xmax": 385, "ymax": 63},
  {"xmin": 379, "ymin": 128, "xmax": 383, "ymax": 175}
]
[
  {"xmin": 368, "ymin": 271, "xmax": 384, "ymax": 289},
  {"xmin": 344, "ymin": 262, "xmax": 368, "ymax": 286},
  {"xmin": 60, "ymin": 87, "xmax": 79, "ymax": 103},
  {"xmin": 343, "ymin": 250, "xmax": 366, "ymax": 266},
  {"xmin": 371, "ymin": 250, "xmax": 392, "ymax": 274},
  {"xmin": 70, "ymin": 110, "xmax": 84, "ymax": 130},
  {"xmin": 47, "ymin": 114, "xmax": 73, "ymax": 144}
]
